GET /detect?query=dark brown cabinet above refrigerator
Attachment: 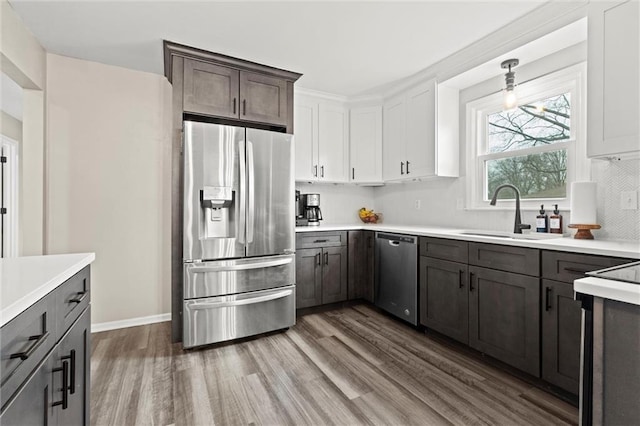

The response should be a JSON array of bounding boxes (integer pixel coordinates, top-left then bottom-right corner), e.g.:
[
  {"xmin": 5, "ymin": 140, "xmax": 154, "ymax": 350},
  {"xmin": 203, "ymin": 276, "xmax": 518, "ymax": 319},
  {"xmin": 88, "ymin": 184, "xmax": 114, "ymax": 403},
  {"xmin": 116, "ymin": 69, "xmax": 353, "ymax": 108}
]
[{"xmin": 165, "ymin": 41, "xmax": 301, "ymax": 132}]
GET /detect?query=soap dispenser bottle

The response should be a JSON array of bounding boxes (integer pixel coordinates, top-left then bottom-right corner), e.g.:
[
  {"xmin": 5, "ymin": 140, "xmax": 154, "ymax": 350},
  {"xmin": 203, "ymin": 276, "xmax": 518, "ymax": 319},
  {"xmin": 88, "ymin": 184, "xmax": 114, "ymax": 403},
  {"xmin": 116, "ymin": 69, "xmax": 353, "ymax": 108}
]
[
  {"xmin": 549, "ymin": 204, "xmax": 563, "ymax": 234},
  {"xmin": 536, "ymin": 204, "xmax": 548, "ymax": 233}
]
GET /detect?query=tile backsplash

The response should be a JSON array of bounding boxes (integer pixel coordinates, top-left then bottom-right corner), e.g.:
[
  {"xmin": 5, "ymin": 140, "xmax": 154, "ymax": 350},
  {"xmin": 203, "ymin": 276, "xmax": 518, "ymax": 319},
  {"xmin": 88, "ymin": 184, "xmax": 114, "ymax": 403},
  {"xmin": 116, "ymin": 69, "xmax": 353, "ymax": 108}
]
[{"xmin": 591, "ymin": 158, "xmax": 640, "ymax": 241}]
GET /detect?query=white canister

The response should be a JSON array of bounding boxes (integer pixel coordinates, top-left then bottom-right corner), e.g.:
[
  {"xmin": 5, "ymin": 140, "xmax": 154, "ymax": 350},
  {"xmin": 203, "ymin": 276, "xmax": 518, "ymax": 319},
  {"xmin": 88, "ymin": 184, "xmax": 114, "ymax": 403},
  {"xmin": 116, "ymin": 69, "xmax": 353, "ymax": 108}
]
[{"xmin": 570, "ymin": 181, "xmax": 597, "ymax": 224}]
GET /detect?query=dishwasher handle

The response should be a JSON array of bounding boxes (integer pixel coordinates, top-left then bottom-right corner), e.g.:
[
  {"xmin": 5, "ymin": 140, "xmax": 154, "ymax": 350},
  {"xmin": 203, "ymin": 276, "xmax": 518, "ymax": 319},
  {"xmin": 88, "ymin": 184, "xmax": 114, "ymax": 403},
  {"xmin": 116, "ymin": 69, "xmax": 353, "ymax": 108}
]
[{"xmin": 388, "ymin": 240, "xmax": 401, "ymax": 247}]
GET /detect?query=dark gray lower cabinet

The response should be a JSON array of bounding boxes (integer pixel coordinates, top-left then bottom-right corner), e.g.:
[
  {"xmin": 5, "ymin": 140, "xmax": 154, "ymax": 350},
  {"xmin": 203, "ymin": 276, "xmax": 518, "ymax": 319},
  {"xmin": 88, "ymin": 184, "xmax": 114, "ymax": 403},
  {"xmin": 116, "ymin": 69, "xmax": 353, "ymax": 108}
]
[
  {"xmin": 55, "ymin": 307, "xmax": 91, "ymax": 426},
  {"xmin": 348, "ymin": 231, "xmax": 375, "ymax": 302},
  {"xmin": 468, "ymin": 266, "xmax": 540, "ymax": 377},
  {"xmin": 0, "ymin": 266, "xmax": 91, "ymax": 426},
  {"xmin": 295, "ymin": 245, "xmax": 347, "ymax": 308},
  {"xmin": 296, "ymin": 248, "xmax": 322, "ymax": 308},
  {"xmin": 419, "ymin": 257, "xmax": 469, "ymax": 344},
  {"xmin": 542, "ymin": 279, "xmax": 581, "ymax": 394}
]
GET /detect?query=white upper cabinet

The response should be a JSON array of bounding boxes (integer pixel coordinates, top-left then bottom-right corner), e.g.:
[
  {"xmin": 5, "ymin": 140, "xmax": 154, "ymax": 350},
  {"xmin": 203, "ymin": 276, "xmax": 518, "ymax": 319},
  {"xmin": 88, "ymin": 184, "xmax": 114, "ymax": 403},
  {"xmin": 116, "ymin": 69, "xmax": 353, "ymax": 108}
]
[
  {"xmin": 383, "ymin": 79, "xmax": 459, "ymax": 181},
  {"xmin": 587, "ymin": 0, "xmax": 640, "ymax": 158},
  {"xmin": 350, "ymin": 106, "xmax": 383, "ymax": 183},
  {"xmin": 294, "ymin": 95, "xmax": 318, "ymax": 181},
  {"xmin": 294, "ymin": 92, "xmax": 349, "ymax": 182}
]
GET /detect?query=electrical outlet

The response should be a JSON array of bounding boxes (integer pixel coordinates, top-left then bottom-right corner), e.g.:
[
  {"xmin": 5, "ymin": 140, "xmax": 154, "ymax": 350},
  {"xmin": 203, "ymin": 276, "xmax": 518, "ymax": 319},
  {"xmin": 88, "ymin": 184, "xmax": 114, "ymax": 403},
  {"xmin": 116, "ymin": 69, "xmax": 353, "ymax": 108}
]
[
  {"xmin": 621, "ymin": 191, "xmax": 638, "ymax": 210},
  {"xmin": 414, "ymin": 199, "xmax": 421, "ymax": 210}
]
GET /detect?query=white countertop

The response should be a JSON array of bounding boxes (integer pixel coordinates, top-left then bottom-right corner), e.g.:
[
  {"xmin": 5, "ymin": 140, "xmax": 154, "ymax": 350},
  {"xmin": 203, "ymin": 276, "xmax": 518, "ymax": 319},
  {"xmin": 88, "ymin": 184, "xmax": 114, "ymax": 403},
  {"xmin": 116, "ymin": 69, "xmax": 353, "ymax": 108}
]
[
  {"xmin": 575, "ymin": 276, "xmax": 640, "ymax": 306},
  {"xmin": 0, "ymin": 253, "xmax": 95, "ymax": 327},
  {"xmin": 296, "ymin": 223, "xmax": 640, "ymax": 259}
]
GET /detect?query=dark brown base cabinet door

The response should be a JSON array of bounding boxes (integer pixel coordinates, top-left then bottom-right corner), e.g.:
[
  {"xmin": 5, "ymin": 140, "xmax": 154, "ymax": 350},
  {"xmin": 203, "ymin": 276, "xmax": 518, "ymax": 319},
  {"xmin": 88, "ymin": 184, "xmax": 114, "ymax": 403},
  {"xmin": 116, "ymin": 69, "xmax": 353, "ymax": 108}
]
[
  {"xmin": 469, "ymin": 266, "xmax": 540, "ymax": 377},
  {"xmin": 420, "ymin": 257, "xmax": 469, "ymax": 345},
  {"xmin": 296, "ymin": 248, "xmax": 323, "ymax": 308},
  {"xmin": 348, "ymin": 231, "xmax": 375, "ymax": 302},
  {"xmin": 0, "ymin": 355, "xmax": 55, "ymax": 425},
  {"xmin": 322, "ymin": 246, "xmax": 348, "ymax": 304},
  {"xmin": 542, "ymin": 280, "xmax": 581, "ymax": 394},
  {"xmin": 55, "ymin": 307, "xmax": 91, "ymax": 426}
]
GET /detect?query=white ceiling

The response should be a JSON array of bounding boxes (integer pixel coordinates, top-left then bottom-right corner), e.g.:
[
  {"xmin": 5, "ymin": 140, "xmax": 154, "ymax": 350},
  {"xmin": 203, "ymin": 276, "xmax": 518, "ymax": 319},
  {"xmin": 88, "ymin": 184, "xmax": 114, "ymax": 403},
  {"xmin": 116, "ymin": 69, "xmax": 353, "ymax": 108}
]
[{"xmin": 8, "ymin": 0, "xmax": 548, "ymax": 97}]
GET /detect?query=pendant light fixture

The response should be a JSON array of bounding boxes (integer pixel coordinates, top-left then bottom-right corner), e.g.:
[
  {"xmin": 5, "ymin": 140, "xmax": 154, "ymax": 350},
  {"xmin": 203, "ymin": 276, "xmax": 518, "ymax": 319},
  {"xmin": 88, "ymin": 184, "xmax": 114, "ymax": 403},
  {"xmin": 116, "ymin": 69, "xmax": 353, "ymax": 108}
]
[{"xmin": 501, "ymin": 58, "xmax": 519, "ymax": 110}]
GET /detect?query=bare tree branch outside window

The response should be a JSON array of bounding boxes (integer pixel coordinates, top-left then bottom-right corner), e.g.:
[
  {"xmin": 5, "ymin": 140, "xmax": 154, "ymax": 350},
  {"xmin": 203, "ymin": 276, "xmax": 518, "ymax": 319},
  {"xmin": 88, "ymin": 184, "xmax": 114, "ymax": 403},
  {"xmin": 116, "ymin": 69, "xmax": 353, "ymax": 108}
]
[{"xmin": 485, "ymin": 93, "xmax": 570, "ymax": 200}]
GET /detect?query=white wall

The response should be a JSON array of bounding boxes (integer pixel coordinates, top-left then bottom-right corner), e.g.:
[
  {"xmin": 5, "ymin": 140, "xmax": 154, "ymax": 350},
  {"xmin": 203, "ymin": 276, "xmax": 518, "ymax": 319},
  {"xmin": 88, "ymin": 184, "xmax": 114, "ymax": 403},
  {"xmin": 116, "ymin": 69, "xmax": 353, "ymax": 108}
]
[
  {"xmin": 1, "ymin": 0, "xmax": 47, "ymax": 256},
  {"xmin": 296, "ymin": 183, "xmax": 376, "ymax": 225},
  {"xmin": 46, "ymin": 54, "xmax": 172, "ymax": 325},
  {"xmin": 1, "ymin": 111, "xmax": 21, "ymax": 141}
]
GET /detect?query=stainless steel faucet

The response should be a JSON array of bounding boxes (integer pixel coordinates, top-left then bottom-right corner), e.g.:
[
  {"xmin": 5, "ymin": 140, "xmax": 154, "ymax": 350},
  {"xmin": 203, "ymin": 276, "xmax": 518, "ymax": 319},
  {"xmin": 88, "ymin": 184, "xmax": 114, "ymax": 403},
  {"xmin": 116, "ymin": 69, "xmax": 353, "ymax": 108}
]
[{"xmin": 489, "ymin": 184, "xmax": 531, "ymax": 234}]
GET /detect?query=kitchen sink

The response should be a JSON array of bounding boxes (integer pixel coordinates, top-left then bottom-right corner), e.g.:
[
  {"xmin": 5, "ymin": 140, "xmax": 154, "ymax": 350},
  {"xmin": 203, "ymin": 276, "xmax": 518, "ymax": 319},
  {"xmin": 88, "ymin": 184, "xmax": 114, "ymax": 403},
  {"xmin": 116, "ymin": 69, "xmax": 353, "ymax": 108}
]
[{"xmin": 457, "ymin": 230, "xmax": 565, "ymax": 240}]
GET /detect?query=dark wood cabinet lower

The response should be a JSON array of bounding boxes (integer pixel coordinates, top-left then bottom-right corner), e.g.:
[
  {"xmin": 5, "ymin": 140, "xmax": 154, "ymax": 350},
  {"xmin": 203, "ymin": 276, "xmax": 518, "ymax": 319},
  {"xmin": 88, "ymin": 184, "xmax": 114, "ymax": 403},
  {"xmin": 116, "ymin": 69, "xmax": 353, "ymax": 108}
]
[
  {"xmin": 295, "ymin": 245, "xmax": 347, "ymax": 308},
  {"xmin": 468, "ymin": 266, "xmax": 540, "ymax": 377},
  {"xmin": 542, "ymin": 279, "xmax": 581, "ymax": 394},
  {"xmin": 295, "ymin": 248, "xmax": 323, "ymax": 308},
  {"xmin": 347, "ymin": 231, "xmax": 374, "ymax": 302},
  {"xmin": 419, "ymin": 257, "xmax": 469, "ymax": 345}
]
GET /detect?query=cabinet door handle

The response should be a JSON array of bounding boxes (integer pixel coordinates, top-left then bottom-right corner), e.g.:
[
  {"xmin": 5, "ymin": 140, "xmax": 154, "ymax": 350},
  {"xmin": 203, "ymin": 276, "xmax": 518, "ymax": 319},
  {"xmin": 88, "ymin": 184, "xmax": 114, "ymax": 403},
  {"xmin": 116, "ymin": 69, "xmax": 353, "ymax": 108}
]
[
  {"xmin": 352, "ymin": 168, "xmax": 355, "ymax": 180},
  {"xmin": 52, "ymin": 360, "xmax": 69, "ymax": 410},
  {"xmin": 10, "ymin": 331, "xmax": 50, "ymax": 360},
  {"xmin": 70, "ymin": 291, "xmax": 88, "ymax": 304},
  {"xmin": 324, "ymin": 252, "xmax": 329, "ymax": 265},
  {"xmin": 406, "ymin": 161, "xmax": 410, "ymax": 174},
  {"xmin": 459, "ymin": 270, "xmax": 465, "ymax": 289},
  {"xmin": 545, "ymin": 287, "xmax": 552, "ymax": 311},
  {"xmin": 315, "ymin": 253, "xmax": 320, "ymax": 266},
  {"xmin": 469, "ymin": 272, "xmax": 475, "ymax": 291},
  {"xmin": 233, "ymin": 98, "xmax": 237, "ymax": 114},
  {"xmin": 61, "ymin": 350, "xmax": 76, "ymax": 394},
  {"xmin": 320, "ymin": 165, "xmax": 324, "ymax": 178},
  {"xmin": 242, "ymin": 99, "xmax": 246, "ymax": 115},
  {"xmin": 400, "ymin": 162, "xmax": 405, "ymax": 175},
  {"xmin": 313, "ymin": 165, "xmax": 318, "ymax": 177}
]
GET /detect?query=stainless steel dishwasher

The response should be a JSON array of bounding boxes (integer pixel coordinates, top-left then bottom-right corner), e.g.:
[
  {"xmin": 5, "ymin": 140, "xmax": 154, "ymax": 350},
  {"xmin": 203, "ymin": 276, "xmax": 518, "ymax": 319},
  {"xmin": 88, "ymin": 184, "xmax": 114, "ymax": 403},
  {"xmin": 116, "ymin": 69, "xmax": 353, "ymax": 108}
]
[{"xmin": 375, "ymin": 232, "xmax": 418, "ymax": 325}]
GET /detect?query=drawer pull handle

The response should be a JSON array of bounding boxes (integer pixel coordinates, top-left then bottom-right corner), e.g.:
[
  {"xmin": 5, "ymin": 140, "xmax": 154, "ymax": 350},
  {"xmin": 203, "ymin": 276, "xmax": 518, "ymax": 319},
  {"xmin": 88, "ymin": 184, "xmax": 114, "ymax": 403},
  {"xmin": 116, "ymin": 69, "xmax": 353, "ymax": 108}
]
[
  {"xmin": 52, "ymin": 360, "xmax": 69, "ymax": 410},
  {"xmin": 10, "ymin": 331, "xmax": 50, "ymax": 360},
  {"xmin": 563, "ymin": 267, "xmax": 591, "ymax": 275},
  {"xmin": 313, "ymin": 239, "xmax": 328, "ymax": 243},
  {"xmin": 70, "ymin": 291, "xmax": 88, "ymax": 304},
  {"xmin": 61, "ymin": 350, "xmax": 76, "ymax": 394}
]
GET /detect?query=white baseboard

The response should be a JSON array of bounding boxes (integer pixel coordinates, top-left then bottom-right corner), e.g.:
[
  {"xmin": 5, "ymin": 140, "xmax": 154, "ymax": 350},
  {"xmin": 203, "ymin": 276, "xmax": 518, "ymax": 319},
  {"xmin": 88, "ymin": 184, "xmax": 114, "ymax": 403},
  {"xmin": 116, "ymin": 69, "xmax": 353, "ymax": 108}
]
[{"xmin": 91, "ymin": 313, "xmax": 171, "ymax": 333}]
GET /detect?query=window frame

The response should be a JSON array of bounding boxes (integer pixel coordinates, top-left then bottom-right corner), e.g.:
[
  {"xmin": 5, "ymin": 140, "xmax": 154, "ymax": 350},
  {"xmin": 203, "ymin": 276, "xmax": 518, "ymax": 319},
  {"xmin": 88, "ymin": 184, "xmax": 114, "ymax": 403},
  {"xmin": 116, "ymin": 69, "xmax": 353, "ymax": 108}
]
[{"xmin": 465, "ymin": 62, "xmax": 589, "ymax": 211}]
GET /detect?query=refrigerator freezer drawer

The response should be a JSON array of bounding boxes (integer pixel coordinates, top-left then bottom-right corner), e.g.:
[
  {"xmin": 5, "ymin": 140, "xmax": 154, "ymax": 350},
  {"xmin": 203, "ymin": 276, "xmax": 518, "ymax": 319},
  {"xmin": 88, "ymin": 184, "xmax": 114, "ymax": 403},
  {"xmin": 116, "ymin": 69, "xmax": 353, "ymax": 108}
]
[
  {"xmin": 183, "ymin": 285, "xmax": 296, "ymax": 348},
  {"xmin": 184, "ymin": 254, "xmax": 295, "ymax": 299}
]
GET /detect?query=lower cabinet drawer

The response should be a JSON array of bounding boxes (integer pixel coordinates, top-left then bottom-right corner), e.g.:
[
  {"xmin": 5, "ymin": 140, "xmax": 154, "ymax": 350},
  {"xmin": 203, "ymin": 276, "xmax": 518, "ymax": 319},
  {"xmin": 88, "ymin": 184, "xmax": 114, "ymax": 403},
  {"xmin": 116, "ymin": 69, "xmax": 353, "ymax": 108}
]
[
  {"xmin": 541, "ymin": 250, "xmax": 630, "ymax": 282},
  {"xmin": 1, "ymin": 294, "xmax": 56, "ymax": 411},
  {"xmin": 296, "ymin": 232, "xmax": 347, "ymax": 249},
  {"xmin": 55, "ymin": 266, "xmax": 90, "ymax": 340},
  {"xmin": 183, "ymin": 285, "xmax": 296, "ymax": 348},
  {"xmin": 469, "ymin": 243, "xmax": 539, "ymax": 276}
]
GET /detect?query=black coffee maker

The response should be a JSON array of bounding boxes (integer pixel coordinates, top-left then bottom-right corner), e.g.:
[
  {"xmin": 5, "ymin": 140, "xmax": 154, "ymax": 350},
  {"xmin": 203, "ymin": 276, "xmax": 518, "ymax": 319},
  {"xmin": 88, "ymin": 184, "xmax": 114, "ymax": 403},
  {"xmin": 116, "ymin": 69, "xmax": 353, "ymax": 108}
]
[
  {"xmin": 304, "ymin": 193, "xmax": 322, "ymax": 226},
  {"xmin": 295, "ymin": 190, "xmax": 308, "ymax": 226}
]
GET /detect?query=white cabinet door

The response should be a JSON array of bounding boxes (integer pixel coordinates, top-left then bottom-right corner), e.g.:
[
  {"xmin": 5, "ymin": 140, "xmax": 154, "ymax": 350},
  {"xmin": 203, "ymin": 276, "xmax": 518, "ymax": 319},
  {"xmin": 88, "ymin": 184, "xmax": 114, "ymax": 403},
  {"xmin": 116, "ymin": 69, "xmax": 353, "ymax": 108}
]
[
  {"xmin": 350, "ymin": 106, "xmax": 383, "ymax": 183},
  {"xmin": 294, "ymin": 95, "xmax": 319, "ymax": 181},
  {"xmin": 405, "ymin": 80, "xmax": 436, "ymax": 178},
  {"xmin": 383, "ymin": 96, "xmax": 406, "ymax": 181},
  {"xmin": 588, "ymin": 0, "xmax": 640, "ymax": 158},
  {"xmin": 318, "ymin": 102, "xmax": 349, "ymax": 182}
]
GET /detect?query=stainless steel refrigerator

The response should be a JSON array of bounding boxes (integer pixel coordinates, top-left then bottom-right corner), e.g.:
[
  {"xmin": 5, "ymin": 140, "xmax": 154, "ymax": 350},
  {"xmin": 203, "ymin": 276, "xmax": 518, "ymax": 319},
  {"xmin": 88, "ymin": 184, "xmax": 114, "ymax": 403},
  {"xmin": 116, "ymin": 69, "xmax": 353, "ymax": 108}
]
[{"xmin": 182, "ymin": 121, "xmax": 295, "ymax": 348}]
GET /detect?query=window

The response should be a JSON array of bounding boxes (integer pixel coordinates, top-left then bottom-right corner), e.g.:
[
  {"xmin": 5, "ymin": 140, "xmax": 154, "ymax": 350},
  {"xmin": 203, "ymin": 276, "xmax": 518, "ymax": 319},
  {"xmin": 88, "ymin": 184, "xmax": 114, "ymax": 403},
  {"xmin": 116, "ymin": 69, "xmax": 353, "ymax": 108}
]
[{"xmin": 466, "ymin": 63, "xmax": 588, "ymax": 210}]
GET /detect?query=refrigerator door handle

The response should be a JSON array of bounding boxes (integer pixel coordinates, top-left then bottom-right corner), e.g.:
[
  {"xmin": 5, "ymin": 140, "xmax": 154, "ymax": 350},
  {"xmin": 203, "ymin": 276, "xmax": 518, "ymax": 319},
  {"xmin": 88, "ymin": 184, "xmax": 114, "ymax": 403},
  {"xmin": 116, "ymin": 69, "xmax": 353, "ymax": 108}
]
[
  {"xmin": 247, "ymin": 140, "xmax": 255, "ymax": 243},
  {"xmin": 188, "ymin": 256, "xmax": 293, "ymax": 273},
  {"xmin": 238, "ymin": 140, "xmax": 247, "ymax": 244},
  {"xmin": 187, "ymin": 288, "xmax": 293, "ymax": 309}
]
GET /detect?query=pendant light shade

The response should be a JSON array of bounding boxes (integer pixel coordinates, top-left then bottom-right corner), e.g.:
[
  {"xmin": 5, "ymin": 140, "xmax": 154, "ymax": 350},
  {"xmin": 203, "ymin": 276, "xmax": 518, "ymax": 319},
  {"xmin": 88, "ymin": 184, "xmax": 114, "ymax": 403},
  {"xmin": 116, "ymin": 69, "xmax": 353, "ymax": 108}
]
[{"xmin": 501, "ymin": 58, "xmax": 519, "ymax": 110}]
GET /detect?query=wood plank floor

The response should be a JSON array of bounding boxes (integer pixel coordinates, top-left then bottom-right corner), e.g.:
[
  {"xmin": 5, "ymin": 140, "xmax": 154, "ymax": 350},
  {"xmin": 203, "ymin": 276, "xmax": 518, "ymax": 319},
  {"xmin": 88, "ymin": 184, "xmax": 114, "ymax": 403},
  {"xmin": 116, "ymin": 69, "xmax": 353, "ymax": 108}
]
[{"xmin": 91, "ymin": 304, "xmax": 578, "ymax": 425}]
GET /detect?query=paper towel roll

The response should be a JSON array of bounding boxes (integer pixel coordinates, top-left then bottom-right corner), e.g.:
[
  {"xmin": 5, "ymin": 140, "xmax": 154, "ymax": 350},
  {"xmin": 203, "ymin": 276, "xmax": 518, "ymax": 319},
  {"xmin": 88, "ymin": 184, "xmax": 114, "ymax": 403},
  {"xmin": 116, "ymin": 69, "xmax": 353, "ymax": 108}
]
[{"xmin": 570, "ymin": 181, "xmax": 597, "ymax": 224}]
